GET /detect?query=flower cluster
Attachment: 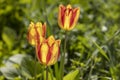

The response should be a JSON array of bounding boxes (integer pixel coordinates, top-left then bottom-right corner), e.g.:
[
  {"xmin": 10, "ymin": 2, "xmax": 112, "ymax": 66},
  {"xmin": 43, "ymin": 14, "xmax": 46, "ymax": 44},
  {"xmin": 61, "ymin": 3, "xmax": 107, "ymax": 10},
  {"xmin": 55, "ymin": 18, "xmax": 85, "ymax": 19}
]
[
  {"xmin": 27, "ymin": 22, "xmax": 46, "ymax": 46},
  {"xmin": 27, "ymin": 22, "xmax": 61, "ymax": 66},
  {"xmin": 27, "ymin": 4, "xmax": 80, "ymax": 66}
]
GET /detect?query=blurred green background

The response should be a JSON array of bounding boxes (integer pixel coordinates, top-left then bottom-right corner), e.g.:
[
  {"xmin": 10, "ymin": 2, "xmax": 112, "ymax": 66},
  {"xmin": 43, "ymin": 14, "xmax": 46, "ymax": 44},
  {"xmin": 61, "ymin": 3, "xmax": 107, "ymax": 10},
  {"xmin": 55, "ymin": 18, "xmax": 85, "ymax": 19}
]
[{"xmin": 0, "ymin": 0, "xmax": 120, "ymax": 80}]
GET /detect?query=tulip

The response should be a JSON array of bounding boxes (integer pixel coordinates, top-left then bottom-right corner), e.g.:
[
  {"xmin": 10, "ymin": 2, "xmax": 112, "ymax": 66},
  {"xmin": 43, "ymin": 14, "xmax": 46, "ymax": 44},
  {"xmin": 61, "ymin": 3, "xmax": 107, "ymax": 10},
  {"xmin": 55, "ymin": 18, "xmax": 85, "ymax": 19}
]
[
  {"xmin": 58, "ymin": 4, "xmax": 80, "ymax": 31},
  {"xmin": 36, "ymin": 35, "xmax": 61, "ymax": 66},
  {"xmin": 27, "ymin": 22, "xmax": 46, "ymax": 46}
]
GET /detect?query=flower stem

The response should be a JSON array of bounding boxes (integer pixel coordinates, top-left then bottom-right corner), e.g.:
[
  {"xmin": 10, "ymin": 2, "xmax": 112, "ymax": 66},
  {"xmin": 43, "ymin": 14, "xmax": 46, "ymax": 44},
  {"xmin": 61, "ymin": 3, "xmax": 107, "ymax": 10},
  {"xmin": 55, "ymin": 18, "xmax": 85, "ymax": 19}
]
[
  {"xmin": 46, "ymin": 66, "xmax": 48, "ymax": 80},
  {"xmin": 60, "ymin": 32, "xmax": 67, "ymax": 80}
]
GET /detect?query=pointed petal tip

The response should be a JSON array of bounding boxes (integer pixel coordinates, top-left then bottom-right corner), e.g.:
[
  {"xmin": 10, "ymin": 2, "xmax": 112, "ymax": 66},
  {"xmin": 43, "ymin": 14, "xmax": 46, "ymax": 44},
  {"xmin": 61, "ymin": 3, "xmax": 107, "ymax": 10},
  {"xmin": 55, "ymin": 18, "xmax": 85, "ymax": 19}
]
[
  {"xmin": 36, "ymin": 22, "xmax": 42, "ymax": 26},
  {"xmin": 47, "ymin": 35, "xmax": 55, "ymax": 46},
  {"xmin": 59, "ymin": 4, "xmax": 64, "ymax": 7},
  {"xmin": 67, "ymin": 4, "xmax": 72, "ymax": 8},
  {"xmin": 29, "ymin": 22, "xmax": 34, "ymax": 27},
  {"xmin": 56, "ymin": 40, "xmax": 61, "ymax": 45},
  {"xmin": 43, "ymin": 22, "xmax": 47, "ymax": 28},
  {"xmin": 30, "ymin": 21, "xmax": 34, "ymax": 24},
  {"xmin": 48, "ymin": 35, "xmax": 55, "ymax": 40},
  {"xmin": 76, "ymin": 7, "xmax": 80, "ymax": 12},
  {"xmin": 43, "ymin": 22, "xmax": 46, "ymax": 25}
]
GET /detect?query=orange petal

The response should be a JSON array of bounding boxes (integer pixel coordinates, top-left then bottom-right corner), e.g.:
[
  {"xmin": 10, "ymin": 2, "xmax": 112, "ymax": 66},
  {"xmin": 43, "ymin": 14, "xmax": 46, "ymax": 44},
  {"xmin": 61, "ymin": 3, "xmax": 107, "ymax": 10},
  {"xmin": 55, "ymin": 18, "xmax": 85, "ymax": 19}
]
[
  {"xmin": 69, "ymin": 7, "xmax": 80, "ymax": 30},
  {"xmin": 58, "ymin": 4, "xmax": 65, "ymax": 29},
  {"xmin": 36, "ymin": 43, "xmax": 42, "ymax": 63},
  {"xmin": 42, "ymin": 22, "xmax": 46, "ymax": 37},
  {"xmin": 47, "ymin": 41, "xmax": 60, "ymax": 65}
]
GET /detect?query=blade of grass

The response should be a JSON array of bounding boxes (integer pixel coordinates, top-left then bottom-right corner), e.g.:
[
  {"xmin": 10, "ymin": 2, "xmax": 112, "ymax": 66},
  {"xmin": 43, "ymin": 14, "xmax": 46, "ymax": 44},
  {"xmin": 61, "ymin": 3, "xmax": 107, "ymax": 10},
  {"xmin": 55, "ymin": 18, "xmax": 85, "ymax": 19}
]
[{"xmin": 92, "ymin": 41, "xmax": 110, "ymax": 61}]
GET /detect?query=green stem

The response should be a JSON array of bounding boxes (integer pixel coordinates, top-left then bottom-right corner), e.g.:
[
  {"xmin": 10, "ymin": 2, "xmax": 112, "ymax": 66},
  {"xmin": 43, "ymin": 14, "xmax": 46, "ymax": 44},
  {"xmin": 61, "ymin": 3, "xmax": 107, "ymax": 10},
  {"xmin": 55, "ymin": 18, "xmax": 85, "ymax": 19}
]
[
  {"xmin": 54, "ymin": 63, "xmax": 59, "ymax": 80},
  {"xmin": 46, "ymin": 66, "xmax": 48, "ymax": 80},
  {"xmin": 60, "ymin": 32, "xmax": 68, "ymax": 80},
  {"xmin": 34, "ymin": 51, "xmax": 37, "ymax": 80}
]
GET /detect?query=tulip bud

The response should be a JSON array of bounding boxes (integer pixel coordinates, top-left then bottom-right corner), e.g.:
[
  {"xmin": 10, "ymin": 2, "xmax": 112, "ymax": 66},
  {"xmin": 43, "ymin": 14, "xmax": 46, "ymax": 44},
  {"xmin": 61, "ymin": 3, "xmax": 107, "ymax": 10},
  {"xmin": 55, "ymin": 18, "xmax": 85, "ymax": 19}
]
[
  {"xmin": 27, "ymin": 22, "xmax": 46, "ymax": 46},
  {"xmin": 58, "ymin": 4, "xmax": 80, "ymax": 31},
  {"xmin": 36, "ymin": 35, "xmax": 61, "ymax": 66}
]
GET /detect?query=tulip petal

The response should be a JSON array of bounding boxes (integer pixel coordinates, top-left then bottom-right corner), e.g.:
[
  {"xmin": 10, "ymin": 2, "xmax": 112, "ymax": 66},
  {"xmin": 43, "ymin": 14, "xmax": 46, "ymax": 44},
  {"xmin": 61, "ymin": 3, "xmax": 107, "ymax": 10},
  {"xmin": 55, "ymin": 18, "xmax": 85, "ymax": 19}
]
[
  {"xmin": 56, "ymin": 40, "xmax": 61, "ymax": 46},
  {"xmin": 55, "ymin": 40, "xmax": 61, "ymax": 61},
  {"xmin": 40, "ymin": 42, "xmax": 49, "ymax": 64},
  {"xmin": 47, "ymin": 35, "xmax": 55, "ymax": 46},
  {"xmin": 66, "ymin": 4, "xmax": 72, "ymax": 9},
  {"xmin": 42, "ymin": 22, "xmax": 46, "ymax": 37},
  {"xmin": 36, "ymin": 22, "xmax": 43, "ymax": 36},
  {"xmin": 36, "ymin": 43, "xmax": 42, "ymax": 63},
  {"xmin": 64, "ymin": 9, "xmax": 72, "ymax": 30},
  {"xmin": 47, "ymin": 41, "xmax": 59, "ymax": 65},
  {"xmin": 27, "ymin": 22, "xmax": 47, "ymax": 46},
  {"xmin": 46, "ymin": 48, "xmax": 52, "ymax": 65},
  {"xmin": 58, "ymin": 4, "xmax": 65, "ymax": 29},
  {"xmin": 27, "ymin": 22, "xmax": 36, "ymax": 45},
  {"xmin": 36, "ymin": 35, "xmax": 61, "ymax": 66},
  {"xmin": 69, "ymin": 7, "xmax": 80, "ymax": 30}
]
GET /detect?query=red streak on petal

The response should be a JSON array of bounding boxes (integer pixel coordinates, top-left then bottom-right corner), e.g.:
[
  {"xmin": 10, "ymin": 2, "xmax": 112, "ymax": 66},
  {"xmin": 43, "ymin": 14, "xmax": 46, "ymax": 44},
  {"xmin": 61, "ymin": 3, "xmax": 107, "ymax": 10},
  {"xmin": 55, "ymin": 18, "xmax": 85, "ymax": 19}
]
[
  {"xmin": 42, "ymin": 23, "xmax": 46, "ymax": 37},
  {"xmin": 61, "ymin": 6, "xmax": 65, "ymax": 27},
  {"xmin": 27, "ymin": 28, "xmax": 33, "ymax": 42},
  {"xmin": 37, "ymin": 43, "xmax": 43, "ymax": 63},
  {"xmin": 70, "ymin": 9, "xmax": 78, "ymax": 27},
  {"xmin": 46, "ymin": 42, "xmax": 53, "ymax": 64},
  {"xmin": 34, "ymin": 25, "xmax": 40, "ymax": 44},
  {"xmin": 67, "ymin": 8, "xmax": 72, "ymax": 16}
]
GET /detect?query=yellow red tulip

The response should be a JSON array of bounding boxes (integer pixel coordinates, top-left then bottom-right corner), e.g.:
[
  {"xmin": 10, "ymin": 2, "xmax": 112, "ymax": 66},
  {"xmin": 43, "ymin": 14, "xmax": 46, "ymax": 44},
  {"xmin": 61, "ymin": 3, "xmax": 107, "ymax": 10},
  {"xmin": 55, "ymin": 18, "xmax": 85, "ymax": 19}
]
[
  {"xmin": 27, "ymin": 22, "xmax": 46, "ymax": 46},
  {"xmin": 36, "ymin": 35, "xmax": 61, "ymax": 66},
  {"xmin": 58, "ymin": 4, "xmax": 80, "ymax": 31}
]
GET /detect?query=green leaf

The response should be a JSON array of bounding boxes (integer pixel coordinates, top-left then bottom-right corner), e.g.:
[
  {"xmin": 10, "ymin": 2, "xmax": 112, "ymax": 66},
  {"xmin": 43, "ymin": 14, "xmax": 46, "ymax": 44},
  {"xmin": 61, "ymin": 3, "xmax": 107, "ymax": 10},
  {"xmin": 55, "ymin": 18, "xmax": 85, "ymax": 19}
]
[
  {"xmin": 0, "ymin": 65, "xmax": 19, "ymax": 79},
  {"xmin": 2, "ymin": 27, "xmax": 16, "ymax": 50},
  {"xmin": 93, "ymin": 41, "xmax": 109, "ymax": 61},
  {"xmin": 0, "ymin": 54, "xmax": 26, "ymax": 79},
  {"xmin": 110, "ymin": 67, "xmax": 117, "ymax": 80},
  {"xmin": 0, "ymin": 54, "xmax": 43, "ymax": 79},
  {"xmin": 20, "ymin": 55, "xmax": 43, "ymax": 79},
  {"xmin": 0, "ymin": 76, "xmax": 4, "ymax": 80},
  {"xmin": 63, "ymin": 69, "xmax": 79, "ymax": 80}
]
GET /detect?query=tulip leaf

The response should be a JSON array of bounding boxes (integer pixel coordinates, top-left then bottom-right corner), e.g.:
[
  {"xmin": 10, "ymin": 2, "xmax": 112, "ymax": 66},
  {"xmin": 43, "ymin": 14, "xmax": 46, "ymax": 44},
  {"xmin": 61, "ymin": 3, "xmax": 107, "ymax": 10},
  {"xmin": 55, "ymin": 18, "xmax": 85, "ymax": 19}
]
[{"xmin": 63, "ymin": 69, "xmax": 79, "ymax": 80}]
